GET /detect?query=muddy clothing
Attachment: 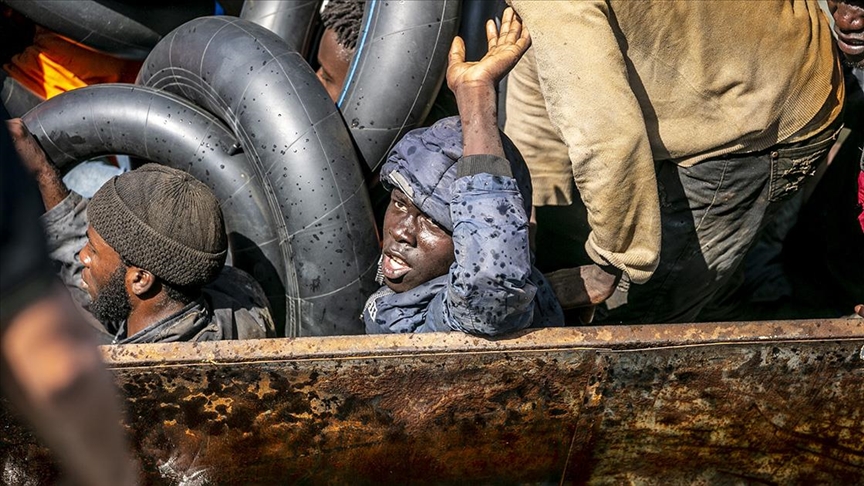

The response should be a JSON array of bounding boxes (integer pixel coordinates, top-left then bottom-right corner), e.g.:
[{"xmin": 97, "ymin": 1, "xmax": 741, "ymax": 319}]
[
  {"xmin": 364, "ymin": 154, "xmax": 564, "ymax": 336},
  {"xmin": 41, "ymin": 192, "xmax": 275, "ymax": 343},
  {"xmin": 505, "ymin": 0, "xmax": 844, "ymax": 323},
  {"xmin": 507, "ymin": 0, "xmax": 843, "ymax": 284}
]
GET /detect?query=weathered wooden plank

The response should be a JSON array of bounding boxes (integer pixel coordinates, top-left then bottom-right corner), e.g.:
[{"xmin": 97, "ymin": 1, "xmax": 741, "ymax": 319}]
[{"xmin": 2, "ymin": 319, "xmax": 862, "ymax": 485}]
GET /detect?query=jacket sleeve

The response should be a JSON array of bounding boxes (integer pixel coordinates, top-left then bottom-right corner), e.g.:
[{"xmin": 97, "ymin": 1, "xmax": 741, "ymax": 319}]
[
  {"xmin": 509, "ymin": 0, "xmax": 660, "ymax": 284},
  {"xmin": 40, "ymin": 192, "xmax": 89, "ymax": 299},
  {"xmin": 435, "ymin": 155, "xmax": 537, "ymax": 336}
]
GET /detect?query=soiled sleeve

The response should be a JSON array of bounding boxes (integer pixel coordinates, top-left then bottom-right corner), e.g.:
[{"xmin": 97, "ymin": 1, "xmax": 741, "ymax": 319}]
[
  {"xmin": 40, "ymin": 191, "xmax": 89, "ymax": 300},
  {"xmin": 509, "ymin": 0, "xmax": 660, "ymax": 283},
  {"xmin": 436, "ymin": 155, "xmax": 536, "ymax": 336}
]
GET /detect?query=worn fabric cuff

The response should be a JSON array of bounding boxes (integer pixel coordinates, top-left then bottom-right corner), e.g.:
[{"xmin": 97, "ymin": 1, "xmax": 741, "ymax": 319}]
[
  {"xmin": 40, "ymin": 191, "xmax": 84, "ymax": 228},
  {"xmin": 457, "ymin": 154, "xmax": 513, "ymax": 178}
]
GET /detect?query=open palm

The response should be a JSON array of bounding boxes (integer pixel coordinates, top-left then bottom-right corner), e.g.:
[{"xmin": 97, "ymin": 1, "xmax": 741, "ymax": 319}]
[{"xmin": 447, "ymin": 7, "xmax": 531, "ymax": 94}]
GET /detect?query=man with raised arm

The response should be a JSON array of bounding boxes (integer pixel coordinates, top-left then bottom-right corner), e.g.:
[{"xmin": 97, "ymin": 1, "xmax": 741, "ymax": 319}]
[
  {"xmin": 6, "ymin": 120, "xmax": 276, "ymax": 344},
  {"xmin": 364, "ymin": 8, "xmax": 565, "ymax": 335}
]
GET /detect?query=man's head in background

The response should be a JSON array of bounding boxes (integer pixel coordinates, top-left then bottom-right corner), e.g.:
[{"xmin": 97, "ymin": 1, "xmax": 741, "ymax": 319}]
[
  {"xmin": 317, "ymin": 0, "xmax": 366, "ymax": 101},
  {"xmin": 828, "ymin": 0, "xmax": 864, "ymax": 69},
  {"xmin": 80, "ymin": 164, "xmax": 227, "ymax": 327}
]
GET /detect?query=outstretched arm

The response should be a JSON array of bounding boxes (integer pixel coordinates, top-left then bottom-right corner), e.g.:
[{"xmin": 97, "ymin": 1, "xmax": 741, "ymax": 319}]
[
  {"xmin": 5, "ymin": 118, "xmax": 69, "ymax": 211},
  {"xmin": 447, "ymin": 7, "xmax": 530, "ymax": 159},
  {"xmin": 436, "ymin": 10, "xmax": 558, "ymax": 335}
]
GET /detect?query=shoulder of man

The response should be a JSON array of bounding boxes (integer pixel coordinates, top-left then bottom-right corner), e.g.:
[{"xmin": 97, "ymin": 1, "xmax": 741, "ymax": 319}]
[{"xmin": 204, "ymin": 266, "xmax": 277, "ymax": 339}]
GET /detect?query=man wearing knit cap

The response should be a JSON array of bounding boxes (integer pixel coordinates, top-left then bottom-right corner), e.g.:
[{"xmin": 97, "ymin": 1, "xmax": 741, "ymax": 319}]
[
  {"xmin": 6, "ymin": 120, "xmax": 275, "ymax": 343},
  {"xmin": 363, "ymin": 9, "xmax": 564, "ymax": 335}
]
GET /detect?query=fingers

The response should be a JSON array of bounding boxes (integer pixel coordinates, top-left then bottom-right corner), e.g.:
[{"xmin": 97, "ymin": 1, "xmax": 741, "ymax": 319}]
[
  {"xmin": 448, "ymin": 35, "xmax": 466, "ymax": 67},
  {"xmin": 503, "ymin": 8, "xmax": 522, "ymax": 46},
  {"xmin": 485, "ymin": 18, "xmax": 498, "ymax": 52},
  {"xmin": 485, "ymin": 8, "xmax": 528, "ymax": 55},
  {"xmin": 517, "ymin": 24, "xmax": 531, "ymax": 51},
  {"xmin": 5, "ymin": 118, "xmax": 31, "ymax": 141},
  {"xmin": 499, "ymin": 7, "xmax": 514, "ymax": 42}
]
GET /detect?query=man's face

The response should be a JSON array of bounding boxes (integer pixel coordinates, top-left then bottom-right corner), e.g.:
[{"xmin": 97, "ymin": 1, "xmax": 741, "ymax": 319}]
[
  {"xmin": 80, "ymin": 226, "xmax": 132, "ymax": 323},
  {"xmin": 316, "ymin": 28, "xmax": 351, "ymax": 102},
  {"xmin": 828, "ymin": 0, "xmax": 864, "ymax": 69},
  {"xmin": 381, "ymin": 189, "xmax": 455, "ymax": 293}
]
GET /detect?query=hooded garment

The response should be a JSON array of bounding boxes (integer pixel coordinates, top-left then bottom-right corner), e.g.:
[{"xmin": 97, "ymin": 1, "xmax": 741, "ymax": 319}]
[{"xmin": 364, "ymin": 116, "xmax": 564, "ymax": 336}]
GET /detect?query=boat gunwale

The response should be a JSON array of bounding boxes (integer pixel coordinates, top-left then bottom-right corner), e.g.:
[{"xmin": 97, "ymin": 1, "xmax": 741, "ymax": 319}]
[{"xmin": 100, "ymin": 318, "xmax": 864, "ymax": 368}]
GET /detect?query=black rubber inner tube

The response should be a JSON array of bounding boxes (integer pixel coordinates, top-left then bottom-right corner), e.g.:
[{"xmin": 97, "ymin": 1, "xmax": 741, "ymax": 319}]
[
  {"xmin": 2, "ymin": 0, "xmax": 214, "ymax": 60},
  {"xmin": 20, "ymin": 83, "xmax": 287, "ymax": 326},
  {"xmin": 240, "ymin": 0, "xmax": 322, "ymax": 56},
  {"xmin": 458, "ymin": 0, "xmax": 507, "ymax": 62},
  {"xmin": 138, "ymin": 16, "xmax": 380, "ymax": 337},
  {"xmin": 337, "ymin": 0, "xmax": 460, "ymax": 172}
]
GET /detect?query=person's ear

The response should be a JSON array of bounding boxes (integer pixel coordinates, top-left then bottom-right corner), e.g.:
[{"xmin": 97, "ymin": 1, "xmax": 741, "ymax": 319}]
[{"xmin": 127, "ymin": 267, "xmax": 155, "ymax": 296}]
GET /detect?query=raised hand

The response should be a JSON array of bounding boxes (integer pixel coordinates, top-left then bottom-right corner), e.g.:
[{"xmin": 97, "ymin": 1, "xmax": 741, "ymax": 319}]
[
  {"xmin": 447, "ymin": 7, "xmax": 531, "ymax": 95},
  {"xmin": 5, "ymin": 118, "xmax": 69, "ymax": 210}
]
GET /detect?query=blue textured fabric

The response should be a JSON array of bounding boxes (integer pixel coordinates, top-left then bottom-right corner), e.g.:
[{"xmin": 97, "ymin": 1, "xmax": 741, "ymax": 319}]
[
  {"xmin": 365, "ymin": 117, "xmax": 564, "ymax": 336},
  {"xmin": 380, "ymin": 116, "xmax": 533, "ymax": 232}
]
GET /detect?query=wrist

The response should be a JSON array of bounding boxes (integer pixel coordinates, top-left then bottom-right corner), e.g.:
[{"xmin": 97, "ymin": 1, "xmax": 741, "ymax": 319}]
[
  {"xmin": 452, "ymin": 82, "xmax": 496, "ymax": 103},
  {"xmin": 598, "ymin": 263, "xmax": 623, "ymax": 278}
]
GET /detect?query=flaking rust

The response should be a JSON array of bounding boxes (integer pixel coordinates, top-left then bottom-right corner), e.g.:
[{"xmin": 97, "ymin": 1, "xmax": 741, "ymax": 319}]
[{"xmin": 1, "ymin": 319, "xmax": 862, "ymax": 485}]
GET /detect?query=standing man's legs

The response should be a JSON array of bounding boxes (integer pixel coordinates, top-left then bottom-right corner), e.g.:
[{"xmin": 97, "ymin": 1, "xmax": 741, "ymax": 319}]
[{"xmin": 597, "ymin": 125, "xmax": 840, "ymax": 324}]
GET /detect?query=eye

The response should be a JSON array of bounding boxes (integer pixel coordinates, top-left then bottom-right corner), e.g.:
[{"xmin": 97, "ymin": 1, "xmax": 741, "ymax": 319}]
[{"xmin": 393, "ymin": 199, "xmax": 408, "ymax": 211}]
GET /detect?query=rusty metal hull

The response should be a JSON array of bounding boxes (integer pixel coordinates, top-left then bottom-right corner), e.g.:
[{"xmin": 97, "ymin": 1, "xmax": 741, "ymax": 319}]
[{"xmin": 2, "ymin": 319, "xmax": 863, "ymax": 485}]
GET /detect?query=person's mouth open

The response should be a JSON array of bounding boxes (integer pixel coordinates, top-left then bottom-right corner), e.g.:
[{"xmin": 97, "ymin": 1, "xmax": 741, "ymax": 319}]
[
  {"xmin": 836, "ymin": 32, "xmax": 864, "ymax": 59},
  {"xmin": 382, "ymin": 251, "xmax": 411, "ymax": 280}
]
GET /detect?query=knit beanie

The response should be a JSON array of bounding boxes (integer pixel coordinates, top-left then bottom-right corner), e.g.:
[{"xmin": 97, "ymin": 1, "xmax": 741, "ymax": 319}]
[
  {"xmin": 380, "ymin": 116, "xmax": 533, "ymax": 232},
  {"xmin": 88, "ymin": 164, "xmax": 227, "ymax": 287}
]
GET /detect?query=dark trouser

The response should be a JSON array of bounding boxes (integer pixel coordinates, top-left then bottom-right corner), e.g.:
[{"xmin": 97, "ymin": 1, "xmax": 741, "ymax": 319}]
[{"xmin": 594, "ymin": 124, "xmax": 842, "ymax": 324}]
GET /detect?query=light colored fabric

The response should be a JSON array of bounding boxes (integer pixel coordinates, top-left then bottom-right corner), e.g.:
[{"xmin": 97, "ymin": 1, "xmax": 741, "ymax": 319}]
[
  {"xmin": 504, "ymin": 47, "xmax": 572, "ymax": 206},
  {"xmin": 507, "ymin": 0, "xmax": 844, "ymax": 284}
]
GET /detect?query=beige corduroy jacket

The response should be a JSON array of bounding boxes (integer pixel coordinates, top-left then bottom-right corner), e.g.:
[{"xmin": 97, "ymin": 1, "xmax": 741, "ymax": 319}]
[{"xmin": 505, "ymin": 0, "xmax": 844, "ymax": 284}]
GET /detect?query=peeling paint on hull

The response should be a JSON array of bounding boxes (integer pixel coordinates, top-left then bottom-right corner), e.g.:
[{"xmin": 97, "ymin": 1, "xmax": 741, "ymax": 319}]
[{"xmin": 2, "ymin": 319, "xmax": 863, "ymax": 485}]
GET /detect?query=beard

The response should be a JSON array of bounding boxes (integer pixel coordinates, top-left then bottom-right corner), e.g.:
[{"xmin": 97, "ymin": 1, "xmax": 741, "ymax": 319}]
[
  {"xmin": 843, "ymin": 55, "xmax": 864, "ymax": 71},
  {"xmin": 89, "ymin": 266, "xmax": 132, "ymax": 326}
]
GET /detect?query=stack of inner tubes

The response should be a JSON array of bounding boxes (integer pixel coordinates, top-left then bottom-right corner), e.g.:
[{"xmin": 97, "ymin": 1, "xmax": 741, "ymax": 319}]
[{"xmin": 10, "ymin": 0, "xmax": 502, "ymax": 336}]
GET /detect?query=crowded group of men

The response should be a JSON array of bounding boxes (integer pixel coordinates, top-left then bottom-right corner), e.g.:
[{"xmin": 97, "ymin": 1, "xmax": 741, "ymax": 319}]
[
  {"xmin": 4, "ymin": 0, "xmax": 863, "ymax": 343},
  {"xmin": 2, "ymin": 1, "xmax": 863, "ymax": 483}
]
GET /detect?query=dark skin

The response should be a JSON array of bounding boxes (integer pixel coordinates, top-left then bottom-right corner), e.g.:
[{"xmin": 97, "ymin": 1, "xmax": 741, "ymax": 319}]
[
  {"xmin": 380, "ymin": 8, "xmax": 531, "ymax": 293},
  {"xmin": 828, "ymin": 0, "xmax": 864, "ymax": 69},
  {"xmin": 448, "ymin": 9, "xmax": 621, "ymax": 316},
  {"xmin": 382, "ymin": 8, "xmax": 620, "ymax": 312},
  {"xmin": 1, "ymin": 286, "xmax": 140, "ymax": 486},
  {"xmin": 381, "ymin": 190, "xmax": 455, "ymax": 292},
  {"xmin": 6, "ymin": 118, "xmax": 187, "ymax": 337},
  {"xmin": 80, "ymin": 227, "xmax": 187, "ymax": 337},
  {"xmin": 316, "ymin": 28, "xmax": 352, "ymax": 102}
]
